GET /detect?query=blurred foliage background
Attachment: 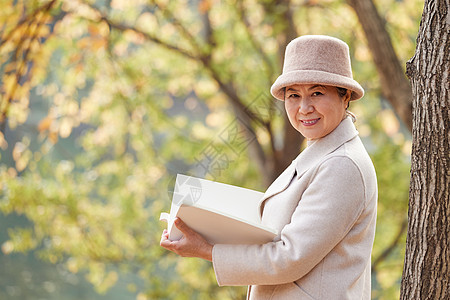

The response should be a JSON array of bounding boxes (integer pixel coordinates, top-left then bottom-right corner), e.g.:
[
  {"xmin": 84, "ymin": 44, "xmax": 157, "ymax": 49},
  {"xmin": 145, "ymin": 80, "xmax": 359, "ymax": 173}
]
[{"xmin": 0, "ymin": 0, "xmax": 422, "ymax": 299}]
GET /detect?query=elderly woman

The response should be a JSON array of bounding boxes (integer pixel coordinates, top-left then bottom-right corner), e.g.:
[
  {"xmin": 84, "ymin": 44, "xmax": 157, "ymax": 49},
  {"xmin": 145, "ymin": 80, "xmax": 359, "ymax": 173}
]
[{"xmin": 161, "ymin": 35, "xmax": 377, "ymax": 299}]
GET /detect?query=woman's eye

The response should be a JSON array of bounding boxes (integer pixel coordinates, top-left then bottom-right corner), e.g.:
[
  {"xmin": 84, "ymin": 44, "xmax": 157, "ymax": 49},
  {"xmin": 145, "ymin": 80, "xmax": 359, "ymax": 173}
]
[
  {"xmin": 312, "ymin": 91, "xmax": 323, "ymax": 96},
  {"xmin": 287, "ymin": 94, "xmax": 299, "ymax": 99}
]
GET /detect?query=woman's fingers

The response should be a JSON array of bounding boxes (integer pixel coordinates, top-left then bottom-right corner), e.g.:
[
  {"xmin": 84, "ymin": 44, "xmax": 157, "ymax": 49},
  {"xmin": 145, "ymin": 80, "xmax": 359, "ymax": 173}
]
[
  {"xmin": 160, "ymin": 229, "xmax": 173, "ymax": 248},
  {"xmin": 159, "ymin": 219, "xmax": 213, "ymax": 261},
  {"xmin": 173, "ymin": 218, "xmax": 193, "ymax": 235},
  {"xmin": 160, "ymin": 239, "xmax": 170, "ymax": 248}
]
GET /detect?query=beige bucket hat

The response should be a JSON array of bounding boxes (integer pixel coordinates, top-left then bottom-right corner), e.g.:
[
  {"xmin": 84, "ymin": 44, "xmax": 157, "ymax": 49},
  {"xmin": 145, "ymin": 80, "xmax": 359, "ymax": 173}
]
[{"xmin": 270, "ymin": 35, "xmax": 364, "ymax": 101}]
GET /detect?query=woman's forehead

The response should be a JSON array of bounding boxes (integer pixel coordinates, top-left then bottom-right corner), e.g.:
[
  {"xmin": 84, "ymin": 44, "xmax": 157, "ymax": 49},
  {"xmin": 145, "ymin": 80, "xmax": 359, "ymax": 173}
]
[{"xmin": 286, "ymin": 84, "xmax": 330, "ymax": 92}]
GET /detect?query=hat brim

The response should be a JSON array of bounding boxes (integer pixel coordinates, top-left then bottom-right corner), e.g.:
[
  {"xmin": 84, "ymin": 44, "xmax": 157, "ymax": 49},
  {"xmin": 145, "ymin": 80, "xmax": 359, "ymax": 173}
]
[{"xmin": 270, "ymin": 70, "xmax": 364, "ymax": 101}]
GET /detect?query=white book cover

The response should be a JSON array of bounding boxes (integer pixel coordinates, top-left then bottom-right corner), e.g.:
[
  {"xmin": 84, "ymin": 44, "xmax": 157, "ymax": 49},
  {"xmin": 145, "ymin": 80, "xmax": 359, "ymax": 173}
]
[{"xmin": 160, "ymin": 174, "xmax": 277, "ymax": 245}]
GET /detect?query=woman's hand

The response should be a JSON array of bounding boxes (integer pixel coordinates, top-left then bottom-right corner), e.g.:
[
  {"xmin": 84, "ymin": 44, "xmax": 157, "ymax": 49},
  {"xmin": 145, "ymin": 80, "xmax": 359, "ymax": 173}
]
[{"xmin": 160, "ymin": 218, "xmax": 213, "ymax": 261}]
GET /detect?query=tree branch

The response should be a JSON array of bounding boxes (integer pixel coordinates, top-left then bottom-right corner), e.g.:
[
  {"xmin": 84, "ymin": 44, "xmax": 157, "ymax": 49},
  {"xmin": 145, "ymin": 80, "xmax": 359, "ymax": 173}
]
[
  {"xmin": 95, "ymin": 12, "xmax": 268, "ymax": 131},
  {"xmin": 261, "ymin": 0, "xmax": 304, "ymax": 180},
  {"xmin": 234, "ymin": 1, "xmax": 285, "ymax": 174},
  {"xmin": 197, "ymin": 8, "xmax": 271, "ymax": 183},
  {"xmin": 84, "ymin": 4, "xmax": 271, "ymax": 180},
  {"xmin": 0, "ymin": 0, "xmax": 57, "ymax": 47},
  {"xmin": 0, "ymin": 0, "xmax": 58, "ymax": 132},
  {"xmin": 101, "ymin": 16, "xmax": 200, "ymax": 61},
  {"xmin": 151, "ymin": 0, "xmax": 205, "ymax": 55},
  {"xmin": 202, "ymin": 9, "xmax": 215, "ymax": 52},
  {"xmin": 236, "ymin": 0, "xmax": 275, "ymax": 84},
  {"xmin": 206, "ymin": 70, "xmax": 268, "ymax": 176},
  {"xmin": 346, "ymin": 0, "xmax": 413, "ymax": 132}
]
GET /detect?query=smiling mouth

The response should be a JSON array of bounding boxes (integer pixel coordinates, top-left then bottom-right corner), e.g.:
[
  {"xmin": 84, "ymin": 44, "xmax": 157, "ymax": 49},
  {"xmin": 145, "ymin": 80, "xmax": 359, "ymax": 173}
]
[{"xmin": 300, "ymin": 118, "xmax": 320, "ymax": 126}]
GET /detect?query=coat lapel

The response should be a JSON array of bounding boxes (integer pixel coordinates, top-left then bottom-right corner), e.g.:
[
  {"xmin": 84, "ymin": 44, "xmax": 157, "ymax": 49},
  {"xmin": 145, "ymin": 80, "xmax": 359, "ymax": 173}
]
[
  {"xmin": 261, "ymin": 161, "xmax": 297, "ymax": 203},
  {"xmin": 257, "ymin": 117, "xmax": 358, "ymax": 218}
]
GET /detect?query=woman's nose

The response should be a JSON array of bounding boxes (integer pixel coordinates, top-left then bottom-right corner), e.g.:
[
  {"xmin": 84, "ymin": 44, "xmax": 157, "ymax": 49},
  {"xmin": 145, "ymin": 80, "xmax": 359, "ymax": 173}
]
[{"xmin": 298, "ymin": 98, "xmax": 314, "ymax": 114}]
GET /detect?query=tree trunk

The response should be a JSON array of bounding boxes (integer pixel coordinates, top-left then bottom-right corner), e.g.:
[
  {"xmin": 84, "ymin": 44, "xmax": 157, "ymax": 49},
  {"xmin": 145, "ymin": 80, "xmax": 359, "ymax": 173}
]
[
  {"xmin": 273, "ymin": 0, "xmax": 305, "ymax": 182},
  {"xmin": 347, "ymin": 0, "xmax": 413, "ymax": 132},
  {"xmin": 400, "ymin": 0, "xmax": 450, "ymax": 299}
]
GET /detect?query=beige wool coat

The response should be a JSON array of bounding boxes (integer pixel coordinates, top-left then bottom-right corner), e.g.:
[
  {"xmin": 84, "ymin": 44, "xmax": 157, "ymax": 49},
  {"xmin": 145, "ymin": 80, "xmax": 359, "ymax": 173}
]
[{"xmin": 212, "ymin": 117, "xmax": 378, "ymax": 300}]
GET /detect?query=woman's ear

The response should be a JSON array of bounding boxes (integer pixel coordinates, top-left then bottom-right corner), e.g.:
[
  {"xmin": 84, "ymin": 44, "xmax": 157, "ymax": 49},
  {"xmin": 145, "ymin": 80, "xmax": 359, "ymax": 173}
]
[{"xmin": 344, "ymin": 90, "xmax": 352, "ymax": 108}]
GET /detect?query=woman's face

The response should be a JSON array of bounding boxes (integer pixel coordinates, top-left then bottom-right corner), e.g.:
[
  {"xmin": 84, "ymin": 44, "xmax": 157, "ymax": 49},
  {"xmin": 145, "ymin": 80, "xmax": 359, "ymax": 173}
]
[{"xmin": 284, "ymin": 84, "xmax": 350, "ymax": 140}]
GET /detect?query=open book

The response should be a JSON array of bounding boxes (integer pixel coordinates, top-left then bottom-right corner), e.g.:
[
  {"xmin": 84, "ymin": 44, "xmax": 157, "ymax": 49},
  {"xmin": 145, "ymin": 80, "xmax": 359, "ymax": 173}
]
[{"xmin": 160, "ymin": 174, "xmax": 277, "ymax": 245}]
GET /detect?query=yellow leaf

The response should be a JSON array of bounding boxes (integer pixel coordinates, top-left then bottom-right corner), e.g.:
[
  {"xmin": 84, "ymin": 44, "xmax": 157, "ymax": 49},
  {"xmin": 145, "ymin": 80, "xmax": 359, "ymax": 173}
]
[
  {"xmin": 12, "ymin": 142, "xmax": 26, "ymax": 162},
  {"xmin": 205, "ymin": 112, "xmax": 222, "ymax": 127},
  {"xmin": 7, "ymin": 167, "xmax": 17, "ymax": 178},
  {"xmin": 69, "ymin": 53, "xmax": 82, "ymax": 64},
  {"xmin": 3, "ymin": 74, "xmax": 17, "ymax": 96},
  {"xmin": 37, "ymin": 24, "xmax": 50, "ymax": 37},
  {"xmin": 75, "ymin": 63, "xmax": 84, "ymax": 74},
  {"xmin": 194, "ymin": 78, "xmax": 218, "ymax": 96},
  {"xmin": 111, "ymin": 0, "xmax": 128, "ymax": 10},
  {"xmin": 29, "ymin": 39, "xmax": 41, "ymax": 53},
  {"xmin": 77, "ymin": 37, "xmax": 90, "ymax": 49},
  {"xmin": 92, "ymin": 38, "xmax": 107, "ymax": 51},
  {"xmin": 38, "ymin": 116, "xmax": 52, "ymax": 132},
  {"xmin": 67, "ymin": 258, "xmax": 79, "ymax": 273},
  {"xmin": 98, "ymin": 22, "xmax": 110, "ymax": 37},
  {"xmin": 136, "ymin": 12, "xmax": 158, "ymax": 32},
  {"xmin": 0, "ymin": 131, "xmax": 8, "ymax": 150},
  {"xmin": 4, "ymin": 62, "xmax": 17, "ymax": 73},
  {"xmin": 88, "ymin": 24, "xmax": 100, "ymax": 36},
  {"xmin": 15, "ymin": 84, "xmax": 30, "ymax": 100},
  {"xmin": 198, "ymin": 0, "xmax": 212, "ymax": 13},
  {"xmin": 124, "ymin": 30, "xmax": 144, "ymax": 44},
  {"xmin": 14, "ymin": 147, "xmax": 31, "ymax": 172},
  {"xmin": 1, "ymin": 241, "xmax": 14, "ymax": 255},
  {"xmin": 136, "ymin": 293, "xmax": 148, "ymax": 300},
  {"xmin": 49, "ymin": 131, "xmax": 59, "ymax": 144},
  {"xmin": 379, "ymin": 110, "xmax": 400, "ymax": 136},
  {"xmin": 59, "ymin": 118, "xmax": 73, "ymax": 138}
]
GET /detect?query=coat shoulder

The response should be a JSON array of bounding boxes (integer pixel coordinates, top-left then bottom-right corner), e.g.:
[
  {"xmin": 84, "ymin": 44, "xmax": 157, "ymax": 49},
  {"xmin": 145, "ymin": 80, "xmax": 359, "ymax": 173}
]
[{"xmin": 311, "ymin": 137, "xmax": 377, "ymax": 202}]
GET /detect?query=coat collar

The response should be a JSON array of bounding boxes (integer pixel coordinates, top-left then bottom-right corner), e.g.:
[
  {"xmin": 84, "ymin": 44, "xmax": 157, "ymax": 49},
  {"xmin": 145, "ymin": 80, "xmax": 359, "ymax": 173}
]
[
  {"xmin": 259, "ymin": 117, "xmax": 358, "ymax": 209},
  {"xmin": 293, "ymin": 116, "xmax": 359, "ymax": 179}
]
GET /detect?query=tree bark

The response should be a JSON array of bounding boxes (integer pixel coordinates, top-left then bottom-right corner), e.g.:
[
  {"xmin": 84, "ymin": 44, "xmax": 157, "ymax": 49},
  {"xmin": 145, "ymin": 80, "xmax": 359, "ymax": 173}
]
[
  {"xmin": 347, "ymin": 0, "xmax": 413, "ymax": 132},
  {"xmin": 400, "ymin": 0, "xmax": 450, "ymax": 299},
  {"xmin": 277, "ymin": 2, "xmax": 305, "ymax": 180},
  {"xmin": 271, "ymin": 0, "xmax": 305, "ymax": 181}
]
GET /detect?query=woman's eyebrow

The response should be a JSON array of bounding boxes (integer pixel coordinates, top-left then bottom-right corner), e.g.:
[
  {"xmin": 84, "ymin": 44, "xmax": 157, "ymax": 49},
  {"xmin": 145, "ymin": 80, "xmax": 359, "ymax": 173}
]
[
  {"xmin": 308, "ymin": 85, "xmax": 326, "ymax": 90},
  {"xmin": 286, "ymin": 85, "xmax": 326, "ymax": 93}
]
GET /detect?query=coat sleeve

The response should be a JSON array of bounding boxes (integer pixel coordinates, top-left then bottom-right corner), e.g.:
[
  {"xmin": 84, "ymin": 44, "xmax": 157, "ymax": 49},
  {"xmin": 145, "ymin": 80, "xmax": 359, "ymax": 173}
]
[{"xmin": 212, "ymin": 156, "xmax": 367, "ymax": 286}]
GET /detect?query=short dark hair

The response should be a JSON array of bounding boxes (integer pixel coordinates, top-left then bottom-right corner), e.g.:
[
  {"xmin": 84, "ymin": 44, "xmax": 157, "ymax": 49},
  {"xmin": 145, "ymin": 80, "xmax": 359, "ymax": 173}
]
[
  {"xmin": 336, "ymin": 87, "xmax": 350, "ymax": 109},
  {"xmin": 336, "ymin": 87, "xmax": 348, "ymax": 98}
]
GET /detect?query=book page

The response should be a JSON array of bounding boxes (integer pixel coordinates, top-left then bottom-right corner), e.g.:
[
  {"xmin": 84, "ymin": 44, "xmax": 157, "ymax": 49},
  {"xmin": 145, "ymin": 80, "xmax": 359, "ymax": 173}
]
[
  {"xmin": 174, "ymin": 174, "xmax": 264, "ymax": 223},
  {"xmin": 160, "ymin": 174, "xmax": 277, "ymax": 244}
]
